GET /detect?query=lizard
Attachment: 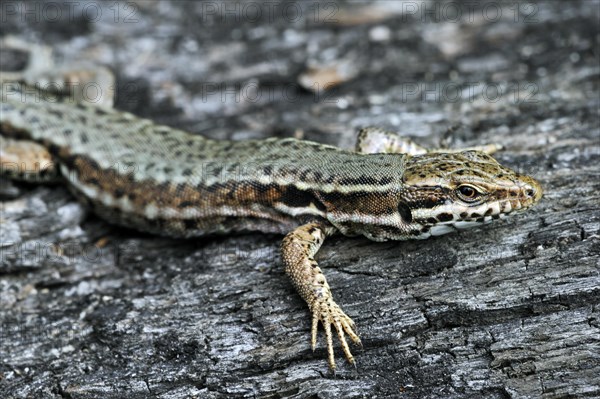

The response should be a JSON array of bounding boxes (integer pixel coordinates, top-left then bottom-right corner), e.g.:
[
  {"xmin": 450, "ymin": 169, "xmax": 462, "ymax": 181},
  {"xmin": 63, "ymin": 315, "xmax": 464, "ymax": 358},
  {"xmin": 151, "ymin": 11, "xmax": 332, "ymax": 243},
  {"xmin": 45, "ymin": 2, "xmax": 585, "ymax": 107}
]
[{"xmin": 0, "ymin": 40, "xmax": 543, "ymax": 371}]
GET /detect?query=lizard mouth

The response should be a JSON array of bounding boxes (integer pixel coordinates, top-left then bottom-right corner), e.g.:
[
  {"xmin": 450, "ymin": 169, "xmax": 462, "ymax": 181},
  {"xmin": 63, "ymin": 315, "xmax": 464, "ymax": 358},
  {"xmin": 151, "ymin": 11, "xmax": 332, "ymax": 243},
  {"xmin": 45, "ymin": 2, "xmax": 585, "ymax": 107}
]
[
  {"xmin": 499, "ymin": 175, "xmax": 543, "ymax": 215},
  {"xmin": 474, "ymin": 174, "xmax": 543, "ymax": 220}
]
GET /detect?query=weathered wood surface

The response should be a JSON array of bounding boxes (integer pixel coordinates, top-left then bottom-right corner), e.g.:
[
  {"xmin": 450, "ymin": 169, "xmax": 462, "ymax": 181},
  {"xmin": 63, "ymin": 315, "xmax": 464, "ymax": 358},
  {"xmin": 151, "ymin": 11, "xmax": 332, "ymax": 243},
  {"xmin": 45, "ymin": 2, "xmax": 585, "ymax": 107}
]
[{"xmin": 1, "ymin": 1, "xmax": 599, "ymax": 398}]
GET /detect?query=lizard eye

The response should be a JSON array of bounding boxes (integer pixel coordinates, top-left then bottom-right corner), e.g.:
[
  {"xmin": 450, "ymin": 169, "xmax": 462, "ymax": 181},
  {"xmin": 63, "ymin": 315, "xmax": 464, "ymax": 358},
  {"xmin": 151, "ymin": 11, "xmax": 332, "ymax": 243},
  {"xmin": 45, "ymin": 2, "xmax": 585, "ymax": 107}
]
[{"xmin": 456, "ymin": 185, "xmax": 482, "ymax": 201}]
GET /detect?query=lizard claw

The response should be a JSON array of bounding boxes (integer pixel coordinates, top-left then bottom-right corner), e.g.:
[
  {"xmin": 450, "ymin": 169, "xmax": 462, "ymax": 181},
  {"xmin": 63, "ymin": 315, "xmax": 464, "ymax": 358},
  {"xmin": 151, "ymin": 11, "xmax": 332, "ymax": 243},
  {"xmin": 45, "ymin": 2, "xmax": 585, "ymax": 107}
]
[{"xmin": 310, "ymin": 297, "xmax": 361, "ymax": 370}]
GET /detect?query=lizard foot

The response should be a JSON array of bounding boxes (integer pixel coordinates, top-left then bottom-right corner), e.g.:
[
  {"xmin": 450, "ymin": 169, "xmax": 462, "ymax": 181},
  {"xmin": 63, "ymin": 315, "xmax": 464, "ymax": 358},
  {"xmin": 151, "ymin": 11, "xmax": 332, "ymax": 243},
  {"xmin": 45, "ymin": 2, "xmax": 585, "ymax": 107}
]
[{"xmin": 310, "ymin": 297, "xmax": 362, "ymax": 370}]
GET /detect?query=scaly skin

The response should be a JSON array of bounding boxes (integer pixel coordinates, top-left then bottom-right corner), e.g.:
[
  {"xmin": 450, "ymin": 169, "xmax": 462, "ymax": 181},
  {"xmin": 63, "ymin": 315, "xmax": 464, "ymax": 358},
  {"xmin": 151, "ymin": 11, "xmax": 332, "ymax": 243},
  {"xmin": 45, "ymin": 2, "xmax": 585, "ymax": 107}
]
[{"xmin": 0, "ymin": 45, "xmax": 542, "ymax": 370}]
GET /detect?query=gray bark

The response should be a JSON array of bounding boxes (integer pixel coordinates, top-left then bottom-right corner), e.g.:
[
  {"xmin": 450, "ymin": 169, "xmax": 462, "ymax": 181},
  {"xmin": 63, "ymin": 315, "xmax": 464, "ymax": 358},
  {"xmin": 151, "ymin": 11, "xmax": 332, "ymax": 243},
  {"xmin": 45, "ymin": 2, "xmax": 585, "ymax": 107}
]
[{"xmin": 1, "ymin": 1, "xmax": 599, "ymax": 398}]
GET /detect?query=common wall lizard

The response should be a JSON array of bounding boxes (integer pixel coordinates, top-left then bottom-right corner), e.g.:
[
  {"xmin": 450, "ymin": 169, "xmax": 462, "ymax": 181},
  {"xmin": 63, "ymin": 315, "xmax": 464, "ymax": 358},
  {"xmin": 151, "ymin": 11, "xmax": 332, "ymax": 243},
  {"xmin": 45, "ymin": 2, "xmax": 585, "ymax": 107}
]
[{"xmin": 0, "ymin": 41, "xmax": 542, "ymax": 370}]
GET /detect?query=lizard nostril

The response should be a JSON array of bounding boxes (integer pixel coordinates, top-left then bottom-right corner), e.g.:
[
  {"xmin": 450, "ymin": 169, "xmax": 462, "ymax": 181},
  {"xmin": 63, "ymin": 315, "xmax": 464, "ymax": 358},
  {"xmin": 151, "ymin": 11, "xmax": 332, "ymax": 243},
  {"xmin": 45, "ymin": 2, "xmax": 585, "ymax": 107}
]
[{"xmin": 525, "ymin": 188, "xmax": 535, "ymax": 198}]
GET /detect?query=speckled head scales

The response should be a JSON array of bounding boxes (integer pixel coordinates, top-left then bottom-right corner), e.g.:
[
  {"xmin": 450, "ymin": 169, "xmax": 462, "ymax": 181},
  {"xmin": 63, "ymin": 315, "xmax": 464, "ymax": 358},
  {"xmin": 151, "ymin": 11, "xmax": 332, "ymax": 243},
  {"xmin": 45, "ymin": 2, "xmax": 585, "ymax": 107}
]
[{"xmin": 403, "ymin": 150, "xmax": 542, "ymax": 226}]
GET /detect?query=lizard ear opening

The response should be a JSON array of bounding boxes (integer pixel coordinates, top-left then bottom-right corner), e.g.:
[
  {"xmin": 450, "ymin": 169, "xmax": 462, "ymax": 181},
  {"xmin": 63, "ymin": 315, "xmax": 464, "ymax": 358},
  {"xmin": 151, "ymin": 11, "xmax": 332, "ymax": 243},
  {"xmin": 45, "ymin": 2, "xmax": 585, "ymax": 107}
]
[{"xmin": 397, "ymin": 202, "xmax": 413, "ymax": 223}]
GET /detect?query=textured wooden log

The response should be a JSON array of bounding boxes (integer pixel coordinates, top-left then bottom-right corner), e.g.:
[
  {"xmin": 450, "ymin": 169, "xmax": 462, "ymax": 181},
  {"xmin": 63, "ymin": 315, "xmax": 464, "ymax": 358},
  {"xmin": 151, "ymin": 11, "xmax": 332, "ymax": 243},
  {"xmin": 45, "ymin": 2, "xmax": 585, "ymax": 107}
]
[{"xmin": 1, "ymin": 1, "xmax": 598, "ymax": 398}]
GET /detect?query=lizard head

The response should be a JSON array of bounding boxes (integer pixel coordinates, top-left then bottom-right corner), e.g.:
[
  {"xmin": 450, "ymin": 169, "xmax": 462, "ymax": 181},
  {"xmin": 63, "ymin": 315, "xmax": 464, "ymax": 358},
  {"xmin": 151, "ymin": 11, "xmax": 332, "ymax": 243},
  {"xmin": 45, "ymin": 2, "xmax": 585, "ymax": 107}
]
[
  {"xmin": 318, "ymin": 150, "xmax": 541, "ymax": 242},
  {"xmin": 397, "ymin": 150, "xmax": 542, "ymax": 238}
]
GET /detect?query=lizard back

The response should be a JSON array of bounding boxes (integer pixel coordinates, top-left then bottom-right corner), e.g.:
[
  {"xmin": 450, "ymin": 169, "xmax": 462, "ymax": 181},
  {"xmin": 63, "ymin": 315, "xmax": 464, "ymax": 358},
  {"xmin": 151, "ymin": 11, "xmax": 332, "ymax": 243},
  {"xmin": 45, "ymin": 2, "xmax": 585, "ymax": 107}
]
[{"xmin": 1, "ymin": 93, "xmax": 406, "ymax": 237}]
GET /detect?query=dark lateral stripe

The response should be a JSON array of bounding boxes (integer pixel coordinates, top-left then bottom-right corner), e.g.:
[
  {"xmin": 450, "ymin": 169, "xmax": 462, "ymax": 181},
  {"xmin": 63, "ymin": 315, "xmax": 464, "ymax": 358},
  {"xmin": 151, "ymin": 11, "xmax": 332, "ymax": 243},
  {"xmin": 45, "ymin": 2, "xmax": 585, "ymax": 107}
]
[
  {"xmin": 337, "ymin": 176, "xmax": 394, "ymax": 186},
  {"xmin": 317, "ymin": 190, "xmax": 378, "ymax": 207},
  {"xmin": 279, "ymin": 186, "xmax": 327, "ymax": 213},
  {"xmin": 402, "ymin": 197, "xmax": 445, "ymax": 211},
  {"xmin": 397, "ymin": 202, "xmax": 413, "ymax": 223}
]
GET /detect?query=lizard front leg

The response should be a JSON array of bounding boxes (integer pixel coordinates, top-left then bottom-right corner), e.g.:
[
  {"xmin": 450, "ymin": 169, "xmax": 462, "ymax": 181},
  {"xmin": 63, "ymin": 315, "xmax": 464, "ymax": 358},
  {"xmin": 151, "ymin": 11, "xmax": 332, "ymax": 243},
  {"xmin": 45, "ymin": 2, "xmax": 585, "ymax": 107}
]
[{"xmin": 281, "ymin": 222, "xmax": 361, "ymax": 370}]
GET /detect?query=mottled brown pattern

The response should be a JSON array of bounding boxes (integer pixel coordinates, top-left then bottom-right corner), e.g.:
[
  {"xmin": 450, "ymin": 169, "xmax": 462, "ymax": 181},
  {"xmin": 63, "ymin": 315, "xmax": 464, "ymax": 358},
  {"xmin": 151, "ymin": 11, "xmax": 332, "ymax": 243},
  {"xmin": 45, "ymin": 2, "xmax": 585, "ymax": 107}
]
[
  {"xmin": 316, "ymin": 190, "xmax": 398, "ymax": 216},
  {"xmin": 67, "ymin": 155, "xmax": 310, "ymax": 236}
]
